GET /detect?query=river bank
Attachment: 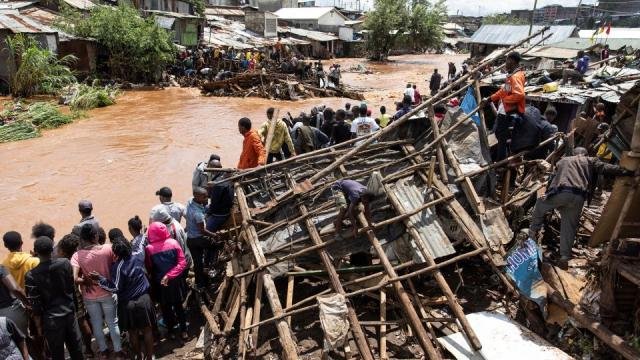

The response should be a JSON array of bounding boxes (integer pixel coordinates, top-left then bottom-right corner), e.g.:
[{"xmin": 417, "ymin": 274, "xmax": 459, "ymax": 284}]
[{"xmin": 0, "ymin": 54, "xmax": 467, "ymax": 255}]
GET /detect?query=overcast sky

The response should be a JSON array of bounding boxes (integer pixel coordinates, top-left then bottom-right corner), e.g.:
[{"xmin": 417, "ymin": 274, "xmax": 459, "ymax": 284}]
[
  {"xmin": 316, "ymin": 0, "xmax": 598, "ymax": 16},
  {"xmin": 445, "ymin": 0, "xmax": 598, "ymax": 16}
]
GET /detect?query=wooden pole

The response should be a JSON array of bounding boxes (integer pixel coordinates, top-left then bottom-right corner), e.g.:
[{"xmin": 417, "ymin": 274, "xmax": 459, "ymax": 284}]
[
  {"xmin": 234, "ymin": 184, "xmax": 299, "ymax": 360},
  {"xmin": 250, "ymin": 274, "xmax": 264, "ymax": 354},
  {"xmin": 547, "ymin": 288, "xmax": 640, "ymax": 360},
  {"xmin": 285, "ymin": 275, "xmax": 294, "ymax": 326},
  {"xmin": 441, "ymin": 137, "xmax": 486, "ymax": 214},
  {"xmin": 385, "ymin": 187, "xmax": 482, "ymax": 350},
  {"xmin": 356, "ymin": 213, "xmax": 442, "ymax": 359},
  {"xmin": 237, "ymin": 276, "xmax": 248, "ymax": 356},
  {"xmin": 380, "ymin": 288, "xmax": 388, "ymax": 360},
  {"xmin": 428, "ymin": 112, "xmax": 449, "ymax": 184}
]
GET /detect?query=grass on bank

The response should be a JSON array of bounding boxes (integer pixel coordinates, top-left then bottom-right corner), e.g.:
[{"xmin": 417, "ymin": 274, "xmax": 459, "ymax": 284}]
[{"xmin": 0, "ymin": 101, "xmax": 77, "ymax": 143}]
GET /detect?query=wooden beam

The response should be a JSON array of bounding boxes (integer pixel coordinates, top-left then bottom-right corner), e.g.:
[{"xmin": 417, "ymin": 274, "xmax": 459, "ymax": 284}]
[
  {"xmin": 250, "ymin": 274, "xmax": 264, "ymax": 354},
  {"xmin": 385, "ymin": 186, "xmax": 482, "ymax": 350},
  {"xmin": 357, "ymin": 213, "xmax": 442, "ymax": 359},
  {"xmin": 428, "ymin": 111, "xmax": 449, "ymax": 184},
  {"xmin": 285, "ymin": 275, "xmax": 294, "ymax": 326},
  {"xmin": 441, "ymin": 137, "xmax": 486, "ymax": 214},
  {"xmin": 235, "ymin": 184, "xmax": 299, "ymax": 360},
  {"xmin": 380, "ymin": 288, "xmax": 388, "ymax": 360}
]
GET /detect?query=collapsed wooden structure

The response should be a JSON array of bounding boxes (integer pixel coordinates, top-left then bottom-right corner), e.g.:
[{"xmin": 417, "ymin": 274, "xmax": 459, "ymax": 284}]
[{"xmin": 198, "ymin": 26, "xmax": 640, "ymax": 360}]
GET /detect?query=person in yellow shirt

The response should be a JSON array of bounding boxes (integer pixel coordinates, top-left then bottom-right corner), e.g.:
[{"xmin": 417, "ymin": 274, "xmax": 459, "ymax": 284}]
[
  {"xmin": 378, "ymin": 106, "xmax": 391, "ymax": 128},
  {"xmin": 259, "ymin": 107, "xmax": 296, "ymax": 163},
  {"xmin": 2, "ymin": 231, "xmax": 39, "ymax": 289}
]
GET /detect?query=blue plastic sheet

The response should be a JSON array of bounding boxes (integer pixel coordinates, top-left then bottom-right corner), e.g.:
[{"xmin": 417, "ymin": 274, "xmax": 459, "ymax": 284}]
[
  {"xmin": 505, "ymin": 238, "xmax": 547, "ymax": 311},
  {"xmin": 460, "ymin": 87, "xmax": 481, "ymax": 126}
]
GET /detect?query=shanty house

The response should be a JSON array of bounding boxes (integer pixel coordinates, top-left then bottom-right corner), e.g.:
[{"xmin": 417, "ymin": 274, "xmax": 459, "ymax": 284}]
[
  {"xmin": 278, "ymin": 26, "xmax": 340, "ymax": 58},
  {"xmin": 0, "ymin": 12, "xmax": 58, "ymax": 91},
  {"xmin": 274, "ymin": 7, "xmax": 347, "ymax": 33},
  {"xmin": 469, "ymin": 25, "xmax": 577, "ymax": 57},
  {"xmin": 244, "ymin": 8, "xmax": 277, "ymax": 38},
  {"xmin": 147, "ymin": 10, "xmax": 202, "ymax": 47}
]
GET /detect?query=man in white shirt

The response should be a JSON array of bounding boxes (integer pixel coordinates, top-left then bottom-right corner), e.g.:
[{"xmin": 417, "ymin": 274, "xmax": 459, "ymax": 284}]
[
  {"xmin": 350, "ymin": 104, "xmax": 380, "ymax": 143},
  {"xmin": 155, "ymin": 187, "xmax": 186, "ymax": 223},
  {"xmin": 403, "ymin": 83, "xmax": 414, "ymax": 100}
]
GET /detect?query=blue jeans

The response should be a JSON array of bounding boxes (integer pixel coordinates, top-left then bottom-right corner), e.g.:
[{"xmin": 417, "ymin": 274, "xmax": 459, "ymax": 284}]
[{"xmin": 85, "ymin": 295, "xmax": 122, "ymax": 352}]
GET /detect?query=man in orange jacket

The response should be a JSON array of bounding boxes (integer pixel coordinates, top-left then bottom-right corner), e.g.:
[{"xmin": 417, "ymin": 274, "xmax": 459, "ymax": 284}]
[
  {"xmin": 237, "ymin": 117, "xmax": 266, "ymax": 169},
  {"xmin": 482, "ymin": 51, "xmax": 526, "ymax": 161}
]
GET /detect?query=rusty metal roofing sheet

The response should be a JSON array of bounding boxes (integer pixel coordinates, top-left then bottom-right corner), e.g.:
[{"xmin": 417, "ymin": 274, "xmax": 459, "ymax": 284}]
[
  {"xmin": 204, "ymin": 7, "xmax": 245, "ymax": 17},
  {"xmin": 470, "ymin": 25, "xmax": 575, "ymax": 46},
  {"xmin": 390, "ymin": 180, "xmax": 455, "ymax": 260},
  {"xmin": 0, "ymin": 13, "xmax": 56, "ymax": 33}
]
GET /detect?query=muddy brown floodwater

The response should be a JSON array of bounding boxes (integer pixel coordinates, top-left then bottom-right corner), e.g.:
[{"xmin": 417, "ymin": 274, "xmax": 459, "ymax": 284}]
[{"xmin": 0, "ymin": 54, "xmax": 466, "ymax": 254}]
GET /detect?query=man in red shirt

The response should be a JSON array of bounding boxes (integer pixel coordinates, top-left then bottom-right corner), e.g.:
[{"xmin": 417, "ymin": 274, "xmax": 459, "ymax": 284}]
[
  {"xmin": 237, "ymin": 117, "xmax": 266, "ymax": 169},
  {"xmin": 481, "ymin": 51, "xmax": 526, "ymax": 161},
  {"xmin": 413, "ymin": 84, "xmax": 422, "ymax": 105}
]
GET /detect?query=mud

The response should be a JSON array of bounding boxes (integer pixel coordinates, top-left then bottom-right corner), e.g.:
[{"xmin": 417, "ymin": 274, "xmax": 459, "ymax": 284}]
[{"xmin": 0, "ymin": 54, "xmax": 467, "ymax": 253}]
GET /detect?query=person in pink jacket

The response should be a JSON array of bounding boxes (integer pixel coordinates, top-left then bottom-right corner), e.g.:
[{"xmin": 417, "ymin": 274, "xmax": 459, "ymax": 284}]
[{"xmin": 145, "ymin": 222, "xmax": 188, "ymax": 340}]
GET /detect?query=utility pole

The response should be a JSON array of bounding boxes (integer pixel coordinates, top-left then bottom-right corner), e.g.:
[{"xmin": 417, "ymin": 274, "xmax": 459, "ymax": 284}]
[
  {"xmin": 574, "ymin": 0, "xmax": 583, "ymax": 26},
  {"xmin": 528, "ymin": 0, "xmax": 538, "ymax": 37}
]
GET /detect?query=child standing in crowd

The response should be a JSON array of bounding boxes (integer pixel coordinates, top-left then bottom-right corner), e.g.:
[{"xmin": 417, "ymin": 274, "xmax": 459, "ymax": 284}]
[
  {"xmin": 26, "ymin": 236, "xmax": 82, "ymax": 360},
  {"xmin": 72, "ymin": 224, "xmax": 122, "ymax": 359},
  {"xmin": 91, "ymin": 238, "xmax": 155, "ymax": 360},
  {"xmin": 145, "ymin": 222, "xmax": 188, "ymax": 341}
]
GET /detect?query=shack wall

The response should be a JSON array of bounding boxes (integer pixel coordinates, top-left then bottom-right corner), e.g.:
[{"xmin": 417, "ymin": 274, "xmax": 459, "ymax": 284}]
[
  {"xmin": 0, "ymin": 31, "xmax": 16, "ymax": 93},
  {"xmin": 58, "ymin": 39, "xmax": 96, "ymax": 75}
]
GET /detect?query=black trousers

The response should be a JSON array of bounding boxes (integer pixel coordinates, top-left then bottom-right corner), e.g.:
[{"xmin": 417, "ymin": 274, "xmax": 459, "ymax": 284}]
[
  {"xmin": 494, "ymin": 113, "xmax": 515, "ymax": 161},
  {"xmin": 267, "ymin": 152, "xmax": 283, "ymax": 164},
  {"xmin": 160, "ymin": 301, "xmax": 187, "ymax": 334},
  {"xmin": 45, "ymin": 313, "xmax": 84, "ymax": 360},
  {"xmin": 188, "ymin": 237, "xmax": 219, "ymax": 288}
]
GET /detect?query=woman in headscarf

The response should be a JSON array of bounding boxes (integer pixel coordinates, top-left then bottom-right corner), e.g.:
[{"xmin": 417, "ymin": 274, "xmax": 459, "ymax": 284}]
[{"xmin": 145, "ymin": 222, "xmax": 188, "ymax": 341}]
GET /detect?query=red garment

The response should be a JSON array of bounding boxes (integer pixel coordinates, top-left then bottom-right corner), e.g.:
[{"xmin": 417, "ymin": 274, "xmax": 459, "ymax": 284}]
[
  {"xmin": 413, "ymin": 89, "xmax": 422, "ymax": 105},
  {"xmin": 237, "ymin": 129, "xmax": 266, "ymax": 169}
]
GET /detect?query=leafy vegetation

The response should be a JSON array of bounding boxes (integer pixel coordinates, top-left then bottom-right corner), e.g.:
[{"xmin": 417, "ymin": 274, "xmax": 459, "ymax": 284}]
[
  {"xmin": 67, "ymin": 84, "xmax": 119, "ymax": 111},
  {"xmin": 482, "ymin": 13, "xmax": 529, "ymax": 25},
  {"xmin": 56, "ymin": 4, "xmax": 177, "ymax": 83},
  {"xmin": 6, "ymin": 34, "xmax": 77, "ymax": 98},
  {"xmin": 364, "ymin": 0, "xmax": 445, "ymax": 60},
  {"xmin": 0, "ymin": 101, "xmax": 78, "ymax": 143}
]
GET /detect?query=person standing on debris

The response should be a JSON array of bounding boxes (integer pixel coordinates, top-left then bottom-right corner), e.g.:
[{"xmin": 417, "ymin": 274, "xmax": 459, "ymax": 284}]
[
  {"xmin": 155, "ymin": 187, "xmax": 185, "ymax": 223},
  {"xmin": 562, "ymin": 50, "xmax": 590, "ymax": 84},
  {"xmin": 529, "ymin": 147, "xmax": 633, "ymax": 269},
  {"xmin": 186, "ymin": 187, "xmax": 219, "ymax": 290},
  {"xmin": 481, "ymin": 51, "xmax": 526, "ymax": 162},
  {"xmin": 429, "ymin": 68, "xmax": 442, "ymax": 96},
  {"xmin": 332, "ymin": 179, "xmax": 376, "ymax": 238},
  {"xmin": 237, "ymin": 117, "xmax": 266, "ymax": 169},
  {"xmin": 259, "ymin": 108, "xmax": 296, "ymax": 164},
  {"xmin": 600, "ymin": 44, "xmax": 610, "ymax": 67},
  {"xmin": 351, "ymin": 104, "xmax": 380, "ymax": 141},
  {"xmin": 192, "ymin": 154, "xmax": 221, "ymax": 191}
]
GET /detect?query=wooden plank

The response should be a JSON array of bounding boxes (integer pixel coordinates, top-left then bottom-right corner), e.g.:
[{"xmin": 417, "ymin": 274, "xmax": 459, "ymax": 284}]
[
  {"xmin": 235, "ymin": 184, "xmax": 299, "ymax": 360},
  {"xmin": 357, "ymin": 213, "xmax": 442, "ymax": 359},
  {"xmin": 286, "ymin": 275, "xmax": 294, "ymax": 326},
  {"xmin": 380, "ymin": 289, "xmax": 388, "ymax": 360},
  {"xmin": 429, "ymin": 112, "xmax": 449, "ymax": 184},
  {"xmin": 385, "ymin": 187, "xmax": 482, "ymax": 351},
  {"xmin": 250, "ymin": 274, "xmax": 264, "ymax": 354},
  {"xmin": 237, "ymin": 276, "xmax": 248, "ymax": 356},
  {"xmin": 441, "ymin": 137, "xmax": 485, "ymax": 215}
]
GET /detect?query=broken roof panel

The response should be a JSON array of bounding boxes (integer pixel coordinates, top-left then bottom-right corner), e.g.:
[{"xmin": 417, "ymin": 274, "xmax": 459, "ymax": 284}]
[
  {"xmin": 279, "ymin": 26, "xmax": 338, "ymax": 42},
  {"xmin": 0, "ymin": 1, "xmax": 37, "ymax": 10},
  {"xmin": 0, "ymin": 12, "xmax": 56, "ymax": 33},
  {"xmin": 470, "ymin": 25, "xmax": 575, "ymax": 46},
  {"xmin": 62, "ymin": 0, "xmax": 96, "ymax": 10},
  {"xmin": 528, "ymin": 46, "xmax": 579, "ymax": 60},
  {"xmin": 204, "ymin": 6, "xmax": 245, "ymax": 17}
]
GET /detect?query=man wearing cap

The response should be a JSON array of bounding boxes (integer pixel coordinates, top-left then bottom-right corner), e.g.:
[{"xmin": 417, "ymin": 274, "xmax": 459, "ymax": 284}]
[
  {"xmin": 156, "ymin": 187, "xmax": 186, "ymax": 223},
  {"xmin": 192, "ymin": 154, "xmax": 221, "ymax": 191},
  {"xmin": 72, "ymin": 200, "xmax": 99, "ymax": 236},
  {"xmin": 481, "ymin": 51, "xmax": 526, "ymax": 161}
]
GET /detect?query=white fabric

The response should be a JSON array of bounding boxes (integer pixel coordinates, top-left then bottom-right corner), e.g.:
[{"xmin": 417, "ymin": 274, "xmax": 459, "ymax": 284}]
[
  {"xmin": 350, "ymin": 117, "xmax": 379, "ymax": 137},
  {"xmin": 366, "ymin": 171, "xmax": 385, "ymax": 197},
  {"xmin": 317, "ymin": 293, "xmax": 349, "ymax": 351}
]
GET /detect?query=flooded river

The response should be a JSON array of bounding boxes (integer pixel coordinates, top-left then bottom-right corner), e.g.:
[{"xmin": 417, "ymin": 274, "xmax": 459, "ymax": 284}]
[{"xmin": 0, "ymin": 54, "xmax": 466, "ymax": 253}]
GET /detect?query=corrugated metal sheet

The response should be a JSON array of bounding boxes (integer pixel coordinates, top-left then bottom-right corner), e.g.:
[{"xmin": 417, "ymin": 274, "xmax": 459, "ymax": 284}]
[
  {"xmin": 62, "ymin": 0, "xmax": 96, "ymax": 10},
  {"xmin": 528, "ymin": 46, "xmax": 578, "ymax": 59},
  {"xmin": 274, "ymin": 7, "xmax": 347, "ymax": 21},
  {"xmin": 390, "ymin": 180, "xmax": 455, "ymax": 260},
  {"xmin": 0, "ymin": 1, "xmax": 37, "ymax": 10},
  {"xmin": 0, "ymin": 13, "xmax": 56, "ymax": 33},
  {"xmin": 280, "ymin": 26, "xmax": 338, "ymax": 42},
  {"xmin": 470, "ymin": 25, "xmax": 575, "ymax": 46},
  {"xmin": 554, "ymin": 37, "xmax": 640, "ymax": 51},
  {"xmin": 204, "ymin": 7, "xmax": 245, "ymax": 17},
  {"xmin": 155, "ymin": 16, "xmax": 175, "ymax": 29}
]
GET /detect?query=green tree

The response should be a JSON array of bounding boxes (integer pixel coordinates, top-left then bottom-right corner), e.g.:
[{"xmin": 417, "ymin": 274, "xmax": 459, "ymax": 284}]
[
  {"xmin": 408, "ymin": 0, "xmax": 446, "ymax": 51},
  {"xmin": 56, "ymin": 4, "xmax": 176, "ymax": 82},
  {"xmin": 6, "ymin": 34, "xmax": 77, "ymax": 97},
  {"xmin": 364, "ymin": 0, "xmax": 410, "ymax": 60},
  {"xmin": 482, "ymin": 13, "xmax": 529, "ymax": 25}
]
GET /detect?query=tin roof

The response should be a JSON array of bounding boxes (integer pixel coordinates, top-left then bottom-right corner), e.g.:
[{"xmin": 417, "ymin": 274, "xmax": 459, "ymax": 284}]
[
  {"xmin": 204, "ymin": 6, "xmax": 244, "ymax": 17},
  {"xmin": 527, "ymin": 46, "xmax": 579, "ymax": 59},
  {"xmin": 0, "ymin": 12, "xmax": 56, "ymax": 33},
  {"xmin": 278, "ymin": 26, "xmax": 338, "ymax": 42},
  {"xmin": 274, "ymin": 7, "xmax": 347, "ymax": 21},
  {"xmin": 578, "ymin": 27, "xmax": 640, "ymax": 40},
  {"xmin": 470, "ymin": 25, "xmax": 576, "ymax": 46},
  {"xmin": 62, "ymin": 0, "xmax": 96, "ymax": 10},
  {"xmin": 0, "ymin": 1, "xmax": 37, "ymax": 10},
  {"xmin": 554, "ymin": 37, "xmax": 640, "ymax": 51}
]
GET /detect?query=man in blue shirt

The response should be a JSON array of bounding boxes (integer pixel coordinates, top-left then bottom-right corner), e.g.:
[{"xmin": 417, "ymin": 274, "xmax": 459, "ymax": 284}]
[
  {"xmin": 332, "ymin": 179, "xmax": 376, "ymax": 238},
  {"xmin": 185, "ymin": 187, "xmax": 218, "ymax": 290},
  {"xmin": 562, "ymin": 51, "xmax": 590, "ymax": 84}
]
